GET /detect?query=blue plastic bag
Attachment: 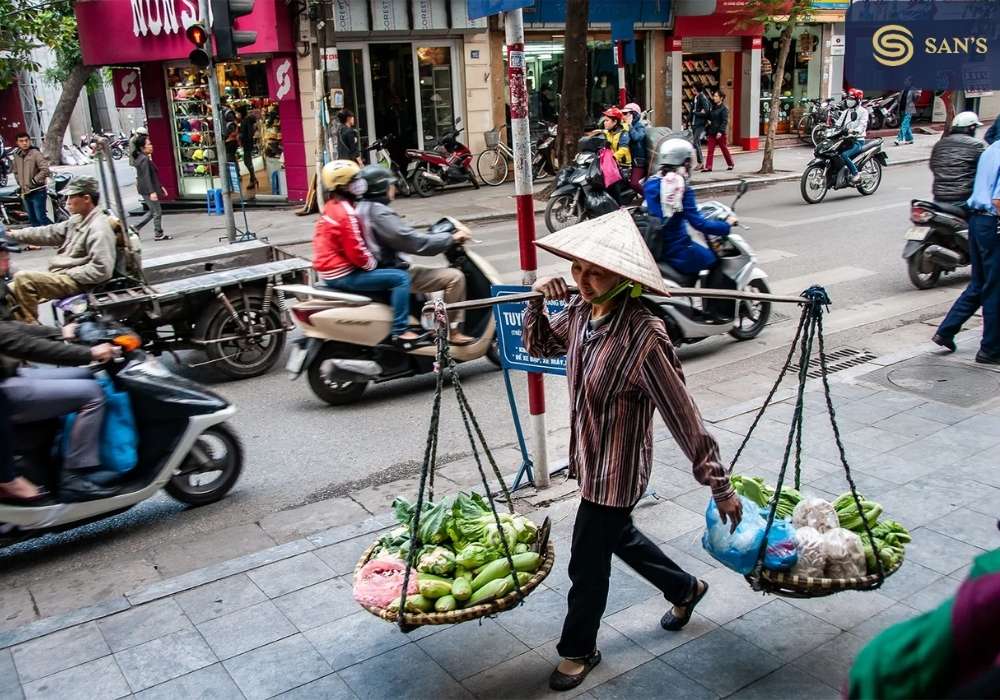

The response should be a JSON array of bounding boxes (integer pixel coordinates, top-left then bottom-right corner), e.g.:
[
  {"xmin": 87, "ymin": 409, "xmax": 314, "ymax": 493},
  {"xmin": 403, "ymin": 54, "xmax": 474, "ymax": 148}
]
[
  {"xmin": 702, "ymin": 497, "xmax": 798, "ymax": 574},
  {"xmin": 63, "ymin": 374, "xmax": 138, "ymax": 473}
]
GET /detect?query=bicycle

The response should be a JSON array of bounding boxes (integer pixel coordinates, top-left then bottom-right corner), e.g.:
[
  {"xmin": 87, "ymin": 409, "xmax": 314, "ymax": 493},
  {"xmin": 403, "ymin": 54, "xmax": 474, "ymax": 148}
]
[{"xmin": 476, "ymin": 122, "xmax": 556, "ymax": 186}]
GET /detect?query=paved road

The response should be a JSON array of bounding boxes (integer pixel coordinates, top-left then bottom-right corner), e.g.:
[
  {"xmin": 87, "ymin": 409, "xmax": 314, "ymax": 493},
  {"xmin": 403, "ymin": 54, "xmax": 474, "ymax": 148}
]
[{"xmin": 1, "ymin": 160, "xmax": 966, "ymax": 583}]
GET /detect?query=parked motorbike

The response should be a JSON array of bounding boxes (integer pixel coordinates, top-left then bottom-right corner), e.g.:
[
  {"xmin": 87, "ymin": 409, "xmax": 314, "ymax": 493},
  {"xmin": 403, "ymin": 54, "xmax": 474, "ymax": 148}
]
[
  {"xmin": 277, "ymin": 218, "xmax": 501, "ymax": 406},
  {"xmin": 407, "ymin": 118, "xmax": 479, "ymax": 197},
  {"xmin": 800, "ymin": 128, "xmax": 886, "ymax": 204},
  {"xmin": 370, "ymin": 135, "xmax": 414, "ymax": 197},
  {"xmin": 865, "ymin": 92, "xmax": 899, "ymax": 131},
  {"xmin": 637, "ymin": 180, "xmax": 771, "ymax": 344},
  {"xmin": 0, "ymin": 172, "xmax": 71, "ymax": 226},
  {"xmin": 544, "ymin": 134, "xmax": 634, "ymax": 233},
  {"xmin": 0, "ymin": 313, "xmax": 243, "ymax": 548},
  {"xmin": 0, "ymin": 142, "xmax": 16, "ymax": 188},
  {"xmin": 902, "ymin": 199, "xmax": 970, "ymax": 289},
  {"xmin": 533, "ymin": 121, "xmax": 559, "ymax": 178}
]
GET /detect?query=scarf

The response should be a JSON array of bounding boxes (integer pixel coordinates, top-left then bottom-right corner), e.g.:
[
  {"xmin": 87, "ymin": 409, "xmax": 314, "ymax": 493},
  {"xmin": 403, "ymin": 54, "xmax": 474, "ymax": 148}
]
[{"xmin": 659, "ymin": 168, "xmax": 688, "ymax": 216}]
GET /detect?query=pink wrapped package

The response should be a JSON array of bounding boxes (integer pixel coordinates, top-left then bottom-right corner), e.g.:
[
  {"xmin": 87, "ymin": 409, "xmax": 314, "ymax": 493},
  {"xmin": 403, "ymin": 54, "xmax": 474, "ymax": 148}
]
[{"xmin": 353, "ymin": 557, "xmax": 419, "ymax": 608}]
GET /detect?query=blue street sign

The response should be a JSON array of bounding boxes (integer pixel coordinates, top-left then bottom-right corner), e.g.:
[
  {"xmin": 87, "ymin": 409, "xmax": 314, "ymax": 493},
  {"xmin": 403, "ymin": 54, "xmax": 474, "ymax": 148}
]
[
  {"xmin": 491, "ymin": 284, "xmax": 567, "ymax": 377},
  {"xmin": 467, "ymin": 0, "xmax": 533, "ymax": 20}
]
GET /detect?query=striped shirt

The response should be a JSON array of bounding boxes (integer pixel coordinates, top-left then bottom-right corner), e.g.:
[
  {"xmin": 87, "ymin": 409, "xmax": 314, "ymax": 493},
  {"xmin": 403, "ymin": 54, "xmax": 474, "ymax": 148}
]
[{"xmin": 523, "ymin": 295, "xmax": 734, "ymax": 508}]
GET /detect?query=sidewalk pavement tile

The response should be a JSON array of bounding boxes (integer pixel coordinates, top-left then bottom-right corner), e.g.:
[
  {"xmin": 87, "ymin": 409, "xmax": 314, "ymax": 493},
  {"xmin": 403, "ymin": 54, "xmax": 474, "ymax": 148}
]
[
  {"xmin": 314, "ymin": 535, "xmax": 377, "ymax": 576},
  {"xmin": 848, "ymin": 603, "xmax": 921, "ymax": 644},
  {"xmin": 460, "ymin": 649, "xmax": 554, "ymax": 699},
  {"xmin": 956, "ymin": 450, "xmax": 1000, "ymax": 489},
  {"xmin": 803, "ymin": 440, "xmax": 883, "ymax": 470},
  {"xmin": 21, "ymin": 656, "xmax": 130, "ymax": 700},
  {"xmin": 302, "ymin": 610, "xmax": 409, "ymax": 672},
  {"xmin": 174, "ymin": 574, "xmax": 269, "ymax": 624},
  {"xmin": 645, "ymin": 467, "xmax": 703, "ymax": 501},
  {"xmin": 826, "ymin": 383, "xmax": 882, "ymax": 402},
  {"xmin": 29, "ymin": 560, "xmax": 158, "ymax": 618},
  {"xmin": 902, "ymin": 528, "xmax": 986, "ymax": 576},
  {"xmin": 535, "ymin": 625, "xmax": 654, "ymax": 696},
  {"xmin": 415, "ymin": 617, "xmax": 528, "ymax": 681},
  {"xmin": 259, "ymin": 498, "xmax": 369, "ymax": 544},
  {"xmin": 493, "ymin": 588, "xmax": 567, "ymax": 649},
  {"xmin": 784, "ymin": 589, "xmax": 896, "ymax": 630},
  {"xmin": 871, "ymin": 412, "xmax": 948, "ymax": 440},
  {"xmin": 724, "ymin": 599, "xmax": 841, "ymax": 663},
  {"xmin": 834, "ymin": 397, "xmax": 913, "ymax": 425},
  {"xmin": 197, "ymin": 600, "xmax": 297, "ymax": 660},
  {"xmin": 149, "ymin": 524, "xmax": 277, "ymax": 579},
  {"xmin": 630, "ymin": 501, "xmax": 703, "ymax": 544},
  {"xmin": 902, "ymin": 574, "xmax": 965, "ymax": 614},
  {"xmin": 0, "ymin": 589, "xmax": 34, "ymax": 635},
  {"xmin": 904, "ymin": 402, "xmax": 978, "ymax": 426},
  {"xmin": 690, "ymin": 568, "xmax": 770, "ymax": 626},
  {"xmin": 11, "ymin": 622, "xmax": 110, "ymax": 684},
  {"xmin": 873, "ymin": 560, "xmax": 945, "ymax": 602},
  {"xmin": 841, "ymin": 426, "xmax": 919, "ymax": 455},
  {"xmin": 873, "ymin": 482, "xmax": 965, "ymax": 529},
  {"xmin": 223, "ymin": 634, "xmax": 331, "ymax": 700},
  {"xmin": 0, "ymin": 650, "xmax": 20, "ymax": 698},
  {"xmin": 113, "ymin": 628, "xmax": 216, "ymax": 692},
  {"xmin": 804, "ymin": 471, "xmax": 896, "ymax": 501},
  {"xmin": 547, "ymin": 564, "xmax": 658, "ymax": 616},
  {"xmin": 0, "ymin": 598, "xmax": 130, "ymax": 651},
  {"xmin": 273, "ymin": 578, "xmax": 357, "ymax": 632},
  {"xmin": 849, "ymin": 452, "xmax": 941, "ymax": 485},
  {"xmin": 604, "ymin": 595, "xmax": 716, "ymax": 656},
  {"xmin": 339, "ymin": 643, "xmax": 471, "ymax": 699},
  {"xmin": 97, "ymin": 599, "xmax": 192, "ymax": 653},
  {"xmin": 660, "ymin": 628, "xmax": 782, "ymax": 697},
  {"xmin": 306, "ymin": 516, "xmax": 390, "ymax": 548},
  {"xmin": 273, "ymin": 673, "xmax": 356, "ymax": 699},
  {"xmin": 888, "ymin": 431, "xmax": 992, "ymax": 466},
  {"xmin": 588, "ymin": 658, "xmax": 718, "ymax": 700},
  {"xmin": 350, "ymin": 478, "xmax": 422, "ymax": 516},
  {"xmin": 665, "ymin": 530, "xmax": 721, "ymax": 570},
  {"xmin": 792, "ymin": 631, "xmax": 866, "ymax": 691},
  {"xmin": 134, "ymin": 663, "xmax": 243, "ymax": 700},
  {"xmin": 949, "ymin": 413, "xmax": 1000, "ymax": 438},
  {"xmin": 727, "ymin": 669, "xmax": 839, "ymax": 700},
  {"xmin": 668, "ymin": 488, "xmax": 718, "ymax": 518},
  {"xmin": 247, "ymin": 553, "xmax": 336, "ymax": 598}
]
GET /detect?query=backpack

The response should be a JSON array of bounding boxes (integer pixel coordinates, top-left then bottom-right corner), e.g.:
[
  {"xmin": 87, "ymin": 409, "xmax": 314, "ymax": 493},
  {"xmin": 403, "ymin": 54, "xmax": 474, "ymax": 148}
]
[{"xmin": 110, "ymin": 216, "xmax": 144, "ymax": 283}]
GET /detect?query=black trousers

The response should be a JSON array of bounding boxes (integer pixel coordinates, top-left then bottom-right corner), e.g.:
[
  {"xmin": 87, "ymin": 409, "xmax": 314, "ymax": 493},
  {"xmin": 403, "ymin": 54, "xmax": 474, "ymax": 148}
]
[
  {"xmin": 0, "ymin": 389, "xmax": 13, "ymax": 483},
  {"xmin": 557, "ymin": 499, "xmax": 697, "ymax": 659}
]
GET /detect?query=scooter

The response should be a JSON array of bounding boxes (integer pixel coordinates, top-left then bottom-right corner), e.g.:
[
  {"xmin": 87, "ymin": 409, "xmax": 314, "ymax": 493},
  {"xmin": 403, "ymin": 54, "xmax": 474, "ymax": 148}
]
[
  {"xmin": 407, "ymin": 118, "xmax": 479, "ymax": 197},
  {"xmin": 277, "ymin": 218, "xmax": 501, "ymax": 406},
  {"xmin": 902, "ymin": 199, "xmax": 970, "ymax": 289},
  {"xmin": 0, "ymin": 313, "xmax": 243, "ymax": 548},
  {"xmin": 544, "ymin": 134, "xmax": 624, "ymax": 233},
  {"xmin": 370, "ymin": 135, "xmax": 414, "ymax": 198},
  {"xmin": 638, "ymin": 180, "xmax": 772, "ymax": 345},
  {"xmin": 800, "ymin": 127, "xmax": 887, "ymax": 204},
  {"xmin": 0, "ymin": 172, "xmax": 72, "ymax": 226},
  {"xmin": 0, "ymin": 142, "xmax": 16, "ymax": 188}
]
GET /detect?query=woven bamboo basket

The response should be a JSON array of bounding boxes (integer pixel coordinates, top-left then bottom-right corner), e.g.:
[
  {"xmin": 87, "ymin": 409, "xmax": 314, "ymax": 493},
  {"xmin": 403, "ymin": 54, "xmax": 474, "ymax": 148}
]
[
  {"xmin": 354, "ymin": 540, "xmax": 556, "ymax": 626},
  {"xmin": 754, "ymin": 555, "xmax": 904, "ymax": 598}
]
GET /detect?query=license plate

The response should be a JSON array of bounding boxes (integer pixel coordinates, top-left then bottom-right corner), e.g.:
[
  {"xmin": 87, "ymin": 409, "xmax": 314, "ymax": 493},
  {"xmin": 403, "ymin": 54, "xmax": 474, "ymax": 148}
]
[
  {"xmin": 285, "ymin": 345, "xmax": 308, "ymax": 376},
  {"xmin": 905, "ymin": 226, "xmax": 930, "ymax": 241}
]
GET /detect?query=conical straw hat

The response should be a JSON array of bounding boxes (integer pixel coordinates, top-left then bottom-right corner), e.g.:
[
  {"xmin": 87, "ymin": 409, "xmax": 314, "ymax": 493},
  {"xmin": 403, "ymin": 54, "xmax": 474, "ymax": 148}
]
[{"xmin": 535, "ymin": 208, "xmax": 671, "ymax": 297}]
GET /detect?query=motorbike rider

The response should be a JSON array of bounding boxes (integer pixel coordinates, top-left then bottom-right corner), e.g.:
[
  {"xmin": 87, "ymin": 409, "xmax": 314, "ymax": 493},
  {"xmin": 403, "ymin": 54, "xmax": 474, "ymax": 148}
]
[
  {"xmin": 835, "ymin": 88, "xmax": 869, "ymax": 185},
  {"xmin": 312, "ymin": 160, "xmax": 429, "ymax": 349},
  {"xmin": 643, "ymin": 138, "xmax": 736, "ymax": 277},
  {"xmin": 600, "ymin": 107, "xmax": 632, "ymax": 168},
  {"xmin": 354, "ymin": 165, "xmax": 476, "ymax": 346},
  {"xmin": 929, "ymin": 111, "xmax": 985, "ymax": 205},
  {"xmin": 624, "ymin": 102, "xmax": 647, "ymax": 190}
]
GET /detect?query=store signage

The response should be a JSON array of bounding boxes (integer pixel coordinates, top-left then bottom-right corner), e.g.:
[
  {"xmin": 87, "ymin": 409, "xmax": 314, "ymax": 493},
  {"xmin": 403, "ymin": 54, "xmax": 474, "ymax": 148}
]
[
  {"xmin": 371, "ymin": 0, "xmax": 408, "ymax": 31},
  {"xmin": 467, "ymin": 0, "xmax": 532, "ymax": 21},
  {"xmin": 830, "ymin": 35, "xmax": 845, "ymax": 56},
  {"xmin": 491, "ymin": 285, "xmax": 567, "ymax": 377},
  {"xmin": 322, "ymin": 47, "xmax": 339, "ymax": 71},
  {"xmin": 270, "ymin": 58, "xmax": 294, "ymax": 101},
  {"xmin": 112, "ymin": 68, "xmax": 143, "ymax": 108},
  {"xmin": 333, "ymin": 0, "xmax": 370, "ymax": 31},
  {"xmin": 129, "ymin": 0, "xmax": 199, "ymax": 37},
  {"xmin": 415, "ymin": 0, "xmax": 448, "ymax": 29}
]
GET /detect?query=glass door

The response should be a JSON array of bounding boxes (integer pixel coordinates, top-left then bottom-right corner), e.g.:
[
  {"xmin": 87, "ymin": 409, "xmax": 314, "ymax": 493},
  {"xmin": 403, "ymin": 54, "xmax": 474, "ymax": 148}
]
[{"xmin": 415, "ymin": 45, "xmax": 456, "ymax": 149}]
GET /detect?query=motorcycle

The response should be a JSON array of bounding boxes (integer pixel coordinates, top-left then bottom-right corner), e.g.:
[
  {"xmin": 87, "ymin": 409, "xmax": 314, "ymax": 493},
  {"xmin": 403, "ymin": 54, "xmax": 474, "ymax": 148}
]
[
  {"xmin": 277, "ymin": 218, "xmax": 501, "ymax": 406},
  {"xmin": 0, "ymin": 142, "xmax": 16, "ymax": 188},
  {"xmin": 370, "ymin": 134, "xmax": 414, "ymax": 198},
  {"xmin": 533, "ymin": 121, "xmax": 559, "ymax": 178},
  {"xmin": 0, "ymin": 312, "xmax": 243, "ymax": 548},
  {"xmin": 544, "ymin": 134, "xmax": 630, "ymax": 233},
  {"xmin": 638, "ymin": 180, "xmax": 772, "ymax": 345},
  {"xmin": 407, "ymin": 118, "xmax": 479, "ymax": 197},
  {"xmin": 800, "ymin": 128, "xmax": 886, "ymax": 204},
  {"xmin": 0, "ymin": 172, "xmax": 72, "ymax": 226},
  {"xmin": 902, "ymin": 199, "xmax": 970, "ymax": 289},
  {"xmin": 866, "ymin": 92, "xmax": 900, "ymax": 131}
]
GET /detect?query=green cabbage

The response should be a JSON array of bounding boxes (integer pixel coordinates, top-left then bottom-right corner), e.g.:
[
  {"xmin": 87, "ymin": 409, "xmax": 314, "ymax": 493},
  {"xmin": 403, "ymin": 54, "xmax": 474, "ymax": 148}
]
[{"xmin": 455, "ymin": 543, "xmax": 500, "ymax": 569}]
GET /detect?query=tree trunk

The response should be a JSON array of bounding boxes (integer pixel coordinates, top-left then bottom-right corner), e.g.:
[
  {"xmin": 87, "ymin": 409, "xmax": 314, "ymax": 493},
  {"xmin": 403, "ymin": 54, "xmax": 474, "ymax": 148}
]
[
  {"xmin": 555, "ymin": 0, "xmax": 589, "ymax": 171},
  {"xmin": 42, "ymin": 62, "xmax": 94, "ymax": 165},
  {"xmin": 760, "ymin": 19, "xmax": 795, "ymax": 175}
]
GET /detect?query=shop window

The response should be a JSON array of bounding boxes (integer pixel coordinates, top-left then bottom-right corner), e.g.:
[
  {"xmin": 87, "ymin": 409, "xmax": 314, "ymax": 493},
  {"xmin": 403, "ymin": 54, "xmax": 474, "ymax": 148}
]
[
  {"xmin": 417, "ymin": 46, "xmax": 456, "ymax": 148},
  {"xmin": 760, "ymin": 26, "xmax": 822, "ymax": 134},
  {"xmin": 680, "ymin": 53, "xmax": 720, "ymax": 127}
]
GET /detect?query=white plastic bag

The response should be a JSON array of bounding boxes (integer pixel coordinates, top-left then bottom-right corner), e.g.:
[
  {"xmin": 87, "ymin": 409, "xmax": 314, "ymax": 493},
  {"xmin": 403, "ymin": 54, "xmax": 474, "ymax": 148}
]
[
  {"xmin": 791, "ymin": 497, "xmax": 839, "ymax": 533},
  {"xmin": 790, "ymin": 526, "xmax": 826, "ymax": 577},
  {"xmin": 823, "ymin": 528, "xmax": 866, "ymax": 579}
]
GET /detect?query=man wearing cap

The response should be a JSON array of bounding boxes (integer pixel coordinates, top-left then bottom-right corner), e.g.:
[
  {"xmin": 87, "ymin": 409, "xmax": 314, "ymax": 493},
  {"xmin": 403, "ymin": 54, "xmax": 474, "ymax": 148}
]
[
  {"xmin": 6, "ymin": 176, "xmax": 117, "ymax": 323},
  {"xmin": 522, "ymin": 210, "xmax": 742, "ymax": 691}
]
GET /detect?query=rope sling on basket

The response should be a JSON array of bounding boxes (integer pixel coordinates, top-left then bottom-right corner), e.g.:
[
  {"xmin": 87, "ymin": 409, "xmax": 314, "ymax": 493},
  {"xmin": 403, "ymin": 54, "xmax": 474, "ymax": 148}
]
[
  {"xmin": 353, "ymin": 300, "xmax": 555, "ymax": 631},
  {"xmin": 723, "ymin": 286, "xmax": 903, "ymax": 598}
]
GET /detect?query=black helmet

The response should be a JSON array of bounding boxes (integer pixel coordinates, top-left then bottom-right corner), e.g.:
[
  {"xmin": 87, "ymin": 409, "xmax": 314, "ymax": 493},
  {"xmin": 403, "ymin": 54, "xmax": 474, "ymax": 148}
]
[{"xmin": 356, "ymin": 165, "xmax": 397, "ymax": 199}]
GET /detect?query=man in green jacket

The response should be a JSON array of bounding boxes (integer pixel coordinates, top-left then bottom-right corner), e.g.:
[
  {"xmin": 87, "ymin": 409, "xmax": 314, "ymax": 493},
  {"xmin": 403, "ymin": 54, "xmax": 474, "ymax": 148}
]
[
  {"xmin": 13, "ymin": 132, "xmax": 51, "ymax": 227},
  {"xmin": 7, "ymin": 176, "xmax": 117, "ymax": 323}
]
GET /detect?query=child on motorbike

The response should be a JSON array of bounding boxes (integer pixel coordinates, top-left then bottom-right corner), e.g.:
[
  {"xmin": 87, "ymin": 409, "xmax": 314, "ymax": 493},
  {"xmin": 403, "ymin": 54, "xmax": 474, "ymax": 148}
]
[{"xmin": 312, "ymin": 161, "xmax": 429, "ymax": 350}]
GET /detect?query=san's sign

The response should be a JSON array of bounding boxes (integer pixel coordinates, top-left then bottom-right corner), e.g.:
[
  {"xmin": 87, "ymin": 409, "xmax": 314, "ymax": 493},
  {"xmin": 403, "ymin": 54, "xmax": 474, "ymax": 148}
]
[
  {"xmin": 112, "ymin": 68, "xmax": 143, "ymax": 108},
  {"xmin": 128, "ymin": 0, "xmax": 199, "ymax": 37}
]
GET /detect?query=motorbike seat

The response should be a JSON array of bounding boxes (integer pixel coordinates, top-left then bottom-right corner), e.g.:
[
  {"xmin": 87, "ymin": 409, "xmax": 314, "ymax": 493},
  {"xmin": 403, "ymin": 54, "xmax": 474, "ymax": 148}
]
[
  {"xmin": 0, "ymin": 185, "xmax": 19, "ymax": 199},
  {"xmin": 406, "ymin": 150, "xmax": 441, "ymax": 159},
  {"xmin": 859, "ymin": 139, "xmax": 882, "ymax": 152},
  {"xmin": 308, "ymin": 284, "xmax": 373, "ymax": 304},
  {"xmin": 657, "ymin": 261, "xmax": 699, "ymax": 288},
  {"xmin": 930, "ymin": 201, "xmax": 968, "ymax": 219}
]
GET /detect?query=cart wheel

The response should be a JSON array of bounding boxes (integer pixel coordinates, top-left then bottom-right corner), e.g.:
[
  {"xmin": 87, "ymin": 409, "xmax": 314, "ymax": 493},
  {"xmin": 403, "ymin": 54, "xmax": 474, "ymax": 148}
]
[
  {"xmin": 196, "ymin": 295, "xmax": 286, "ymax": 379},
  {"xmin": 165, "ymin": 423, "xmax": 243, "ymax": 506}
]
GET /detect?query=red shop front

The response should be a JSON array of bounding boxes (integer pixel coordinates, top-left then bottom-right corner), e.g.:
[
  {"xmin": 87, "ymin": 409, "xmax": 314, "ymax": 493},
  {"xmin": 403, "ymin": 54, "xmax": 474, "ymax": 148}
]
[{"xmin": 75, "ymin": 0, "xmax": 307, "ymax": 202}]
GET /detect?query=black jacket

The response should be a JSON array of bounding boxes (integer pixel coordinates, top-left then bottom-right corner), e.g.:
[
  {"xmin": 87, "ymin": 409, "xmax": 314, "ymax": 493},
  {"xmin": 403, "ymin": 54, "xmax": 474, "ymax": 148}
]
[
  {"xmin": 134, "ymin": 153, "xmax": 162, "ymax": 197},
  {"xmin": 691, "ymin": 93, "xmax": 712, "ymax": 127},
  {"xmin": 0, "ymin": 321, "xmax": 92, "ymax": 378},
  {"xmin": 338, "ymin": 127, "xmax": 360, "ymax": 160},
  {"xmin": 930, "ymin": 133, "xmax": 984, "ymax": 204},
  {"xmin": 707, "ymin": 104, "xmax": 729, "ymax": 136}
]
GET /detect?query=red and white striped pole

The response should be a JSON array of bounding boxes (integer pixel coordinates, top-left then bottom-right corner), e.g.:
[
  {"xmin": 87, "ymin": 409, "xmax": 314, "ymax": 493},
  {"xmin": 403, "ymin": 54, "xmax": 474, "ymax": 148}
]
[
  {"xmin": 615, "ymin": 41, "xmax": 627, "ymax": 107},
  {"xmin": 505, "ymin": 9, "xmax": 549, "ymax": 489}
]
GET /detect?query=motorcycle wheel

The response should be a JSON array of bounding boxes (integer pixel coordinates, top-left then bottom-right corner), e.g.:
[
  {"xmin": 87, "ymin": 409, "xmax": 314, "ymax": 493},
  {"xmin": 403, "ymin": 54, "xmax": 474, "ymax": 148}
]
[
  {"xmin": 165, "ymin": 423, "xmax": 244, "ymax": 506},
  {"xmin": 0, "ymin": 172, "xmax": 6, "ymax": 187},
  {"xmin": 800, "ymin": 164, "xmax": 829, "ymax": 204},
  {"xmin": 857, "ymin": 160, "xmax": 882, "ymax": 196},
  {"xmin": 810, "ymin": 124, "xmax": 827, "ymax": 146},
  {"xmin": 413, "ymin": 168, "xmax": 435, "ymax": 198},
  {"xmin": 544, "ymin": 193, "xmax": 583, "ymax": 233},
  {"xmin": 869, "ymin": 111, "xmax": 884, "ymax": 131},
  {"xmin": 110, "ymin": 146, "xmax": 124, "ymax": 160},
  {"xmin": 53, "ymin": 200, "xmax": 69, "ymax": 222},
  {"xmin": 729, "ymin": 279, "xmax": 772, "ymax": 341},
  {"xmin": 907, "ymin": 248, "xmax": 943, "ymax": 289},
  {"xmin": 797, "ymin": 116, "xmax": 812, "ymax": 143},
  {"xmin": 395, "ymin": 169, "xmax": 414, "ymax": 197},
  {"xmin": 195, "ymin": 295, "xmax": 287, "ymax": 379},
  {"xmin": 307, "ymin": 345, "xmax": 370, "ymax": 405},
  {"xmin": 486, "ymin": 336, "xmax": 502, "ymax": 368},
  {"xmin": 884, "ymin": 113, "xmax": 900, "ymax": 129},
  {"xmin": 476, "ymin": 149, "xmax": 508, "ymax": 186}
]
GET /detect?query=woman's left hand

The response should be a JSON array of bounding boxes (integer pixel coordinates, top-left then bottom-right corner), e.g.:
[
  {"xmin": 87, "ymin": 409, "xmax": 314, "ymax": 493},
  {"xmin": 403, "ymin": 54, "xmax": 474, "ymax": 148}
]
[{"xmin": 716, "ymin": 493, "xmax": 743, "ymax": 533}]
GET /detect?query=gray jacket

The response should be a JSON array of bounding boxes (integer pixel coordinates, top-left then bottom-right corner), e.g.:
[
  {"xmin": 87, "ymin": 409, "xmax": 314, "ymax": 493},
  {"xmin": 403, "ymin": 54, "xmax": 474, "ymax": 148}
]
[
  {"xmin": 356, "ymin": 200, "xmax": 452, "ymax": 269},
  {"xmin": 900, "ymin": 89, "xmax": 921, "ymax": 116},
  {"xmin": 930, "ymin": 133, "xmax": 984, "ymax": 204},
  {"xmin": 134, "ymin": 153, "xmax": 162, "ymax": 197},
  {"xmin": 9, "ymin": 208, "xmax": 117, "ymax": 286}
]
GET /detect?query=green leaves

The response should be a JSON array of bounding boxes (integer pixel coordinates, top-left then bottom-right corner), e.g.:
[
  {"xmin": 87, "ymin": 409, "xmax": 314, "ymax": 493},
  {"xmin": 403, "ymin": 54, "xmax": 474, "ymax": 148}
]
[{"xmin": 0, "ymin": 0, "xmax": 81, "ymax": 89}]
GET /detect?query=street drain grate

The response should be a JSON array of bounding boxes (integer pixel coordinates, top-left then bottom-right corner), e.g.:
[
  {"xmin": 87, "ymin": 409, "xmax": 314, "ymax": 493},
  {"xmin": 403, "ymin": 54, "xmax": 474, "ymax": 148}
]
[{"xmin": 787, "ymin": 347, "xmax": 877, "ymax": 379}]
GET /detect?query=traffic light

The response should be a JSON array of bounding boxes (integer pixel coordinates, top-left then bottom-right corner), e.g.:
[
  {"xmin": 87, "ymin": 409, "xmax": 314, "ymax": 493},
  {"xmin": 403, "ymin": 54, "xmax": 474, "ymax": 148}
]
[
  {"xmin": 211, "ymin": 0, "xmax": 257, "ymax": 61},
  {"xmin": 186, "ymin": 23, "xmax": 211, "ymax": 68}
]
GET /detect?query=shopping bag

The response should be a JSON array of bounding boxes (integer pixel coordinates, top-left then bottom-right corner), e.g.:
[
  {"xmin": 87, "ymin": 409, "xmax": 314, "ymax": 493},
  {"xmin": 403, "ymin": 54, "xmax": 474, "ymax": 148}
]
[
  {"xmin": 598, "ymin": 148, "xmax": 622, "ymax": 188},
  {"xmin": 63, "ymin": 374, "xmax": 138, "ymax": 474},
  {"xmin": 702, "ymin": 496, "xmax": 798, "ymax": 574}
]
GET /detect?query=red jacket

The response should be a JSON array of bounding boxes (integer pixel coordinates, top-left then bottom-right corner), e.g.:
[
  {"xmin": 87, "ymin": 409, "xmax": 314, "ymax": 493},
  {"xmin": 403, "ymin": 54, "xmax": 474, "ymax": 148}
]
[{"xmin": 312, "ymin": 199, "xmax": 376, "ymax": 280}]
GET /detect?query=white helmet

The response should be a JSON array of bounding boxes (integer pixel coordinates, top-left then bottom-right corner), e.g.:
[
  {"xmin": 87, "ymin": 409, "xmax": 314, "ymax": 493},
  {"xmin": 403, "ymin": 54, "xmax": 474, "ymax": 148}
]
[
  {"xmin": 952, "ymin": 111, "xmax": 984, "ymax": 129},
  {"xmin": 656, "ymin": 137, "xmax": 695, "ymax": 168},
  {"xmin": 135, "ymin": 127, "xmax": 148, "ymax": 135}
]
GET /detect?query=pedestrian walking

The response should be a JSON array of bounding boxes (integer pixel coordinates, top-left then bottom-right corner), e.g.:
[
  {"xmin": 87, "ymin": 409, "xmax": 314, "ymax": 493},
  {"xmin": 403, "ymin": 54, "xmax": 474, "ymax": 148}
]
[
  {"xmin": 895, "ymin": 79, "xmax": 920, "ymax": 146},
  {"xmin": 133, "ymin": 136, "xmax": 171, "ymax": 241},
  {"xmin": 703, "ymin": 90, "xmax": 734, "ymax": 172},
  {"xmin": 238, "ymin": 105, "xmax": 259, "ymax": 190},
  {"xmin": 933, "ymin": 138, "xmax": 1000, "ymax": 364},
  {"xmin": 12, "ymin": 132, "xmax": 51, "ymax": 227},
  {"xmin": 127, "ymin": 127, "xmax": 148, "ymax": 168},
  {"xmin": 522, "ymin": 211, "xmax": 742, "ymax": 692},
  {"xmin": 689, "ymin": 86, "xmax": 713, "ymax": 168}
]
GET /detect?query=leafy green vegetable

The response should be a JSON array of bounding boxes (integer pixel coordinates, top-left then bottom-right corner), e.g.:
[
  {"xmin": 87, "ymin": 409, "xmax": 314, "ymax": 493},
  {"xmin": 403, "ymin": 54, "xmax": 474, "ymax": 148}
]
[
  {"xmin": 416, "ymin": 546, "xmax": 456, "ymax": 576},
  {"xmin": 455, "ymin": 543, "xmax": 500, "ymax": 569},
  {"xmin": 511, "ymin": 515, "xmax": 538, "ymax": 544}
]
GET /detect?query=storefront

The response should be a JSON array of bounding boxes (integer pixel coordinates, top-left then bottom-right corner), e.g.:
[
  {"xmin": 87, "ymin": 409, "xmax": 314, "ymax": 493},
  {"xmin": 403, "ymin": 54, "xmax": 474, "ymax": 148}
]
[{"xmin": 74, "ymin": 0, "xmax": 307, "ymax": 202}]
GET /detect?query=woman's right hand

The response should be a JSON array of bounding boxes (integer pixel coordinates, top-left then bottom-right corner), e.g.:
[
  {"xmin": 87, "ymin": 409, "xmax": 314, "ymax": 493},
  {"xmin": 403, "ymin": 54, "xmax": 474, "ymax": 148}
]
[{"xmin": 533, "ymin": 276, "xmax": 570, "ymax": 301}]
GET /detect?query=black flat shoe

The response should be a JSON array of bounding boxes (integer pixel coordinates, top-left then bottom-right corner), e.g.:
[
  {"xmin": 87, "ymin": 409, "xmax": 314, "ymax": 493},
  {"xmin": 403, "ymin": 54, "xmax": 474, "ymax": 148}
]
[
  {"xmin": 661, "ymin": 580, "xmax": 709, "ymax": 631},
  {"xmin": 549, "ymin": 650, "xmax": 601, "ymax": 692},
  {"xmin": 933, "ymin": 334, "xmax": 956, "ymax": 353},
  {"xmin": 59, "ymin": 474, "xmax": 118, "ymax": 503},
  {"xmin": 976, "ymin": 351, "xmax": 1000, "ymax": 365}
]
